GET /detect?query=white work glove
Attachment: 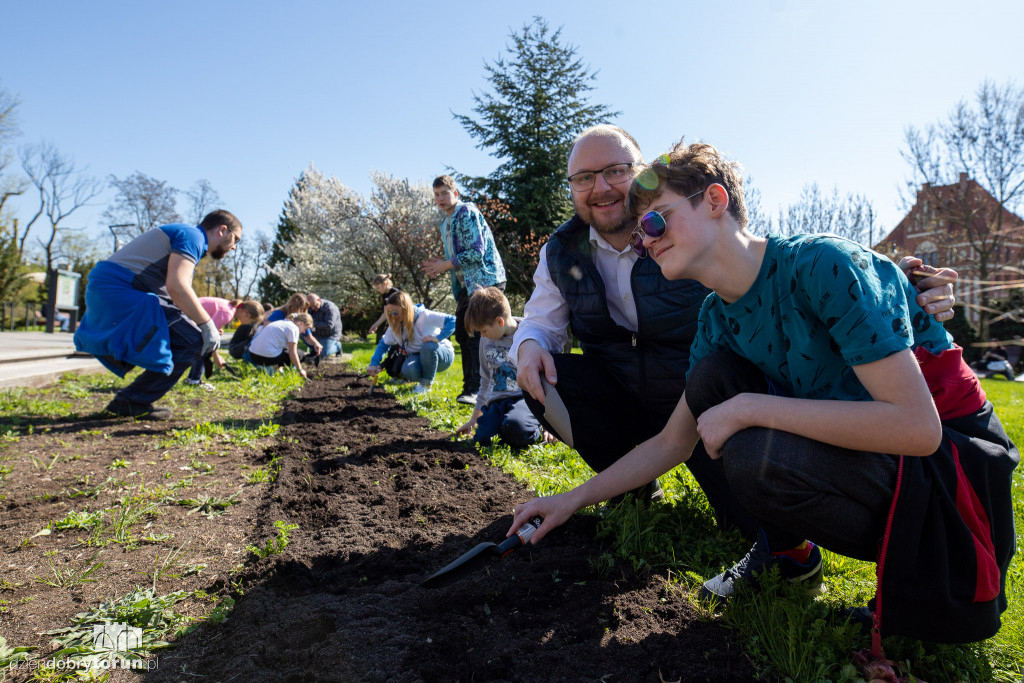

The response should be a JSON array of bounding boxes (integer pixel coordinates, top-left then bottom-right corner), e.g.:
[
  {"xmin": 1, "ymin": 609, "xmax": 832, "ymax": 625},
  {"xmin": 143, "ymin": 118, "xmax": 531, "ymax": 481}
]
[{"xmin": 200, "ymin": 319, "xmax": 221, "ymax": 356}]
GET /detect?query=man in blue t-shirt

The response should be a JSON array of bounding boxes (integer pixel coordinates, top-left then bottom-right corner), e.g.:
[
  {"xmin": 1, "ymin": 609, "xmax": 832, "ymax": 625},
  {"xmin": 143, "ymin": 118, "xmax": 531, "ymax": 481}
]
[{"xmin": 74, "ymin": 210, "xmax": 243, "ymax": 420}]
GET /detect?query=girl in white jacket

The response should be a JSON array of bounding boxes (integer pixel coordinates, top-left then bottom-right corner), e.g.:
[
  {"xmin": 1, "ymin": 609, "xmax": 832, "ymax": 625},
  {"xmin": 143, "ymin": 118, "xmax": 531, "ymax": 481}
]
[{"xmin": 366, "ymin": 291, "xmax": 456, "ymax": 394}]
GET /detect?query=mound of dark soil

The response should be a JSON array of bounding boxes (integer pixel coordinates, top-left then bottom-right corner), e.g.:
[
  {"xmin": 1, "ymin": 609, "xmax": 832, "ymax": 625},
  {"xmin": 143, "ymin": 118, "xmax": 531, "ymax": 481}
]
[{"xmin": 148, "ymin": 369, "xmax": 753, "ymax": 682}]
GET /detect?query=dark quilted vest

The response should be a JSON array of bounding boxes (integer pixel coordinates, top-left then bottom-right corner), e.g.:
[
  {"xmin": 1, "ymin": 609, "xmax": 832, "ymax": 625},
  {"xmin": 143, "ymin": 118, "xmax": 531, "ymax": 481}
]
[{"xmin": 545, "ymin": 216, "xmax": 711, "ymax": 417}]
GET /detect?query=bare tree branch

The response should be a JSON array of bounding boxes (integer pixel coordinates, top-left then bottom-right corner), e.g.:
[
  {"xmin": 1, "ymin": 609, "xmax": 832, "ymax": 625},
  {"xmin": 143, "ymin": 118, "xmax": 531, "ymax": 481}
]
[
  {"xmin": 21, "ymin": 143, "xmax": 104, "ymax": 272},
  {"xmin": 102, "ymin": 171, "xmax": 180, "ymax": 236}
]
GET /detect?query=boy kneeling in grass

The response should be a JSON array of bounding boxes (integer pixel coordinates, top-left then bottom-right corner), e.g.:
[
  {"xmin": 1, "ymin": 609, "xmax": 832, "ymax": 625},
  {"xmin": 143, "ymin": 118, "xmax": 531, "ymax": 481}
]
[{"xmin": 455, "ymin": 287, "xmax": 545, "ymax": 448}]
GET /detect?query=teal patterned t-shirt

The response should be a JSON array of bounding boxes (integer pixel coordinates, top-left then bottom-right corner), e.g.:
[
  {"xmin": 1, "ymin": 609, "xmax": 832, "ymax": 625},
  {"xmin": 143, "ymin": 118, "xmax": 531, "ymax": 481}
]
[{"xmin": 688, "ymin": 234, "xmax": 953, "ymax": 401}]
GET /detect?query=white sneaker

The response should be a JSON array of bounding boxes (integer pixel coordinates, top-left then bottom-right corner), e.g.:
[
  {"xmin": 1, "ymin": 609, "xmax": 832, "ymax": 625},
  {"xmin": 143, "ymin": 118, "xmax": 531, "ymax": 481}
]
[
  {"xmin": 185, "ymin": 379, "xmax": 215, "ymax": 392},
  {"xmin": 411, "ymin": 383, "xmax": 430, "ymax": 395}
]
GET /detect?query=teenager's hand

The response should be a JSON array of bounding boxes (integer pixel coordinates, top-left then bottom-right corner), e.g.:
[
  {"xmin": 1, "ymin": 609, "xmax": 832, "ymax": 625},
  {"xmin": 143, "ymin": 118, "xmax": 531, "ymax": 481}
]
[
  {"xmin": 516, "ymin": 340, "xmax": 557, "ymax": 403},
  {"xmin": 898, "ymin": 257, "xmax": 958, "ymax": 322},
  {"xmin": 508, "ymin": 492, "xmax": 576, "ymax": 545},
  {"xmin": 421, "ymin": 257, "xmax": 451, "ymax": 278},
  {"xmin": 694, "ymin": 394, "xmax": 755, "ymax": 459},
  {"xmin": 299, "ymin": 369, "xmax": 308, "ymax": 380},
  {"xmin": 366, "ymin": 325, "xmax": 378, "ymax": 337}
]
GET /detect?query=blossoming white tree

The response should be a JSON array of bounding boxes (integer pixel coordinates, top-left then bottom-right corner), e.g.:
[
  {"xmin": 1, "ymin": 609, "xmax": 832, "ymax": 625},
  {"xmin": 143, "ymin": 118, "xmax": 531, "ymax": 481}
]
[{"xmin": 276, "ymin": 165, "xmax": 450, "ymax": 329}]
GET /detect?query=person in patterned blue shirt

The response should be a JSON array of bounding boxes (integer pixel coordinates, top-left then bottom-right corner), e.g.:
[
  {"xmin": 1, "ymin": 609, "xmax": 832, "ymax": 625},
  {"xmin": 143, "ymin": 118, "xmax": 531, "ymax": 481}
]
[
  {"xmin": 422, "ymin": 175, "xmax": 506, "ymax": 405},
  {"xmin": 509, "ymin": 140, "xmax": 1017, "ymax": 646}
]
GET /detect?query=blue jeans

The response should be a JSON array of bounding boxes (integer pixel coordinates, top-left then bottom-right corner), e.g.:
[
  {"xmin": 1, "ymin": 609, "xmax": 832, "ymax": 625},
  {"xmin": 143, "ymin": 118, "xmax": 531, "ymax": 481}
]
[
  {"xmin": 117, "ymin": 307, "xmax": 202, "ymax": 405},
  {"xmin": 475, "ymin": 396, "xmax": 541, "ymax": 448},
  {"xmin": 400, "ymin": 342, "xmax": 454, "ymax": 385},
  {"xmin": 317, "ymin": 337, "xmax": 342, "ymax": 359}
]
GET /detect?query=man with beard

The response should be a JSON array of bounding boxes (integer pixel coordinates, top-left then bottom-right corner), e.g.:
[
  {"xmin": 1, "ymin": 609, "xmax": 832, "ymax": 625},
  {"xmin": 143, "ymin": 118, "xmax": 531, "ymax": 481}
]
[
  {"xmin": 511, "ymin": 124, "xmax": 958, "ymax": 536},
  {"xmin": 75, "ymin": 210, "xmax": 243, "ymax": 420}
]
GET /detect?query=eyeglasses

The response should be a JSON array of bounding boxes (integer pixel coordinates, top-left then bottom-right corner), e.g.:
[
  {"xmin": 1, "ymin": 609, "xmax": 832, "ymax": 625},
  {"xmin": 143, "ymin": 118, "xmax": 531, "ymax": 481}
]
[
  {"xmin": 629, "ymin": 188, "xmax": 706, "ymax": 258},
  {"xmin": 566, "ymin": 162, "xmax": 636, "ymax": 192},
  {"xmin": 387, "ymin": 310, "xmax": 400, "ymax": 317}
]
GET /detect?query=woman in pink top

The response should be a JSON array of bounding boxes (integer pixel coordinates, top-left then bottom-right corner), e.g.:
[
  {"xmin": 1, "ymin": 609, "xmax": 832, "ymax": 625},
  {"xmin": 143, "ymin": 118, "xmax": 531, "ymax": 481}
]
[{"xmin": 185, "ymin": 297, "xmax": 240, "ymax": 389}]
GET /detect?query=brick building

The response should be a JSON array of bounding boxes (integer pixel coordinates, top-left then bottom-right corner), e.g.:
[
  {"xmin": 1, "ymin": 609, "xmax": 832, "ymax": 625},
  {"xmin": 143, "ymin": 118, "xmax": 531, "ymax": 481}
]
[{"xmin": 873, "ymin": 173, "xmax": 1024, "ymax": 326}]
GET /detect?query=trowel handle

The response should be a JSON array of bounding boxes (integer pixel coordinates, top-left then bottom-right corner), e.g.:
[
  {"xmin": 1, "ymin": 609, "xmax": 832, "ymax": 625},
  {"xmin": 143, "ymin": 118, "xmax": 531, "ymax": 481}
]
[{"xmin": 495, "ymin": 516, "xmax": 543, "ymax": 557}]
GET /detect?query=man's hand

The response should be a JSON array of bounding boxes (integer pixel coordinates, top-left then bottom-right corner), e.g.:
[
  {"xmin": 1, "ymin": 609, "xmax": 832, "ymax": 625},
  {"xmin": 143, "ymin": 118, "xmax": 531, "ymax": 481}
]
[
  {"xmin": 898, "ymin": 257, "xmax": 958, "ymax": 323},
  {"xmin": 199, "ymin": 320, "xmax": 221, "ymax": 356},
  {"xmin": 421, "ymin": 257, "xmax": 452, "ymax": 278},
  {"xmin": 516, "ymin": 340, "xmax": 557, "ymax": 403}
]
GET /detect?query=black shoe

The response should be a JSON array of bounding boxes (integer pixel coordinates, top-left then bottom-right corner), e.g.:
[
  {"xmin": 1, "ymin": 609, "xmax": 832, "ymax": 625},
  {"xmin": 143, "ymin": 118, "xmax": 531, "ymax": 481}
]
[
  {"xmin": 104, "ymin": 398, "xmax": 173, "ymax": 421},
  {"xmin": 843, "ymin": 605, "xmax": 874, "ymax": 635},
  {"xmin": 700, "ymin": 532, "xmax": 823, "ymax": 603}
]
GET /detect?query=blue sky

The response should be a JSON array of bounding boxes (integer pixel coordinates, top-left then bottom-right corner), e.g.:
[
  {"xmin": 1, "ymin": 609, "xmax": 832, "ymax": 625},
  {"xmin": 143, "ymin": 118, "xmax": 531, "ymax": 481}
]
[{"xmin": 2, "ymin": 0, "xmax": 1022, "ymax": 251}]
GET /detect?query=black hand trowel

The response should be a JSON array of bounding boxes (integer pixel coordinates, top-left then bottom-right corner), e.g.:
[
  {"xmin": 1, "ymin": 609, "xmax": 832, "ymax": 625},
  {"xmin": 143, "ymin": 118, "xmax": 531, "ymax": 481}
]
[{"xmin": 421, "ymin": 517, "xmax": 542, "ymax": 589}]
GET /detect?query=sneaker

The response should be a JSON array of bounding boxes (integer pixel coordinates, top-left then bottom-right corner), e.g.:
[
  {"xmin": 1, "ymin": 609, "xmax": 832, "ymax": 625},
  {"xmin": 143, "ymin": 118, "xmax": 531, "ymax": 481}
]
[
  {"xmin": 411, "ymin": 383, "xmax": 430, "ymax": 395},
  {"xmin": 700, "ymin": 532, "xmax": 823, "ymax": 602},
  {"xmin": 104, "ymin": 398, "xmax": 173, "ymax": 421},
  {"xmin": 184, "ymin": 379, "xmax": 215, "ymax": 392},
  {"xmin": 456, "ymin": 392, "xmax": 477, "ymax": 405}
]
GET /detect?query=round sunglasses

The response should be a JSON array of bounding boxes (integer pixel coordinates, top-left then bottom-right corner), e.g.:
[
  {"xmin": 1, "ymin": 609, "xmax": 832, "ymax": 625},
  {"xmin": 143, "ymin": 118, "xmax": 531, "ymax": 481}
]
[{"xmin": 629, "ymin": 188, "xmax": 705, "ymax": 257}]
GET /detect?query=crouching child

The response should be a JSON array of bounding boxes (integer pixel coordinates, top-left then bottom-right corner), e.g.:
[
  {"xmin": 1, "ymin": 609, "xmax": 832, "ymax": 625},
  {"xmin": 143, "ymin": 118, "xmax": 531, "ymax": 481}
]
[
  {"xmin": 455, "ymin": 287, "xmax": 543, "ymax": 448},
  {"xmin": 244, "ymin": 312, "xmax": 311, "ymax": 379}
]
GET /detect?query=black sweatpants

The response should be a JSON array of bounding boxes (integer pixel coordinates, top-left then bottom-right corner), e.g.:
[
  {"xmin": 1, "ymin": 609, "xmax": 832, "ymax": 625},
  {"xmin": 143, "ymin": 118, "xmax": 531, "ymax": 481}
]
[{"xmin": 685, "ymin": 351, "xmax": 898, "ymax": 559}]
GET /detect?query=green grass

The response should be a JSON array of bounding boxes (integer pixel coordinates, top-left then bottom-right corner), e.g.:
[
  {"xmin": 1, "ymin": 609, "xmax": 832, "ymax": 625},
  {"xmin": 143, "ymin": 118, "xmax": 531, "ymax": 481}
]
[
  {"xmin": 246, "ymin": 520, "xmax": 298, "ymax": 559},
  {"xmin": 347, "ymin": 343, "xmax": 1024, "ymax": 682},
  {"xmin": 44, "ymin": 587, "xmax": 190, "ymax": 670}
]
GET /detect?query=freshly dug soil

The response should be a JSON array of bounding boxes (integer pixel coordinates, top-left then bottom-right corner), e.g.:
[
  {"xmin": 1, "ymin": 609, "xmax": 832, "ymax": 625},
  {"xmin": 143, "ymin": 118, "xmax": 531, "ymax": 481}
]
[
  {"xmin": 147, "ymin": 370, "xmax": 754, "ymax": 682},
  {"xmin": 0, "ymin": 367, "xmax": 754, "ymax": 682}
]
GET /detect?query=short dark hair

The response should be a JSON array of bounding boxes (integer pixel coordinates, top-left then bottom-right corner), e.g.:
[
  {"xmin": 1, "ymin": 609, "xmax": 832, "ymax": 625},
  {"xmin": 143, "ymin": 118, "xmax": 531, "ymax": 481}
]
[
  {"xmin": 432, "ymin": 175, "xmax": 457, "ymax": 192},
  {"xmin": 626, "ymin": 139, "xmax": 747, "ymax": 229},
  {"xmin": 200, "ymin": 209, "xmax": 242, "ymax": 233},
  {"xmin": 464, "ymin": 286, "xmax": 511, "ymax": 335}
]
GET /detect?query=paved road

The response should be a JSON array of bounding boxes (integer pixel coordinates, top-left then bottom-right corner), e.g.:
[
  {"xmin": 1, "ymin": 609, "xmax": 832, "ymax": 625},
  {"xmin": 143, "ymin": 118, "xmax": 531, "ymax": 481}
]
[{"xmin": 0, "ymin": 331, "xmax": 103, "ymax": 389}]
